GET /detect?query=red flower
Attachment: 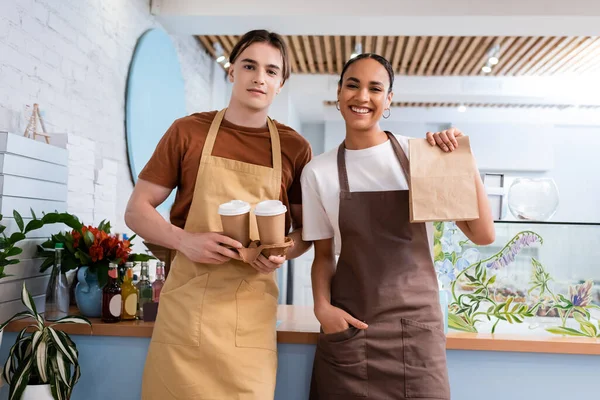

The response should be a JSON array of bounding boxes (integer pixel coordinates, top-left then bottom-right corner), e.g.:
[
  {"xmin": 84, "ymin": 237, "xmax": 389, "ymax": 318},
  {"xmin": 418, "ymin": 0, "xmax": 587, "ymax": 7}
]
[{"xmin": 89, "ymin": 244, "xmax": 104, "ymax": 262}]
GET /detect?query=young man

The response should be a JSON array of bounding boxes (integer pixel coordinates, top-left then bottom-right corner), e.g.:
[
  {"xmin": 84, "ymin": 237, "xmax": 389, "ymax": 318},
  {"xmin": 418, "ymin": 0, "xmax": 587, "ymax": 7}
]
[{"xmin": 125, "ymin": 30, "xmax": 312, "ymax": 399}]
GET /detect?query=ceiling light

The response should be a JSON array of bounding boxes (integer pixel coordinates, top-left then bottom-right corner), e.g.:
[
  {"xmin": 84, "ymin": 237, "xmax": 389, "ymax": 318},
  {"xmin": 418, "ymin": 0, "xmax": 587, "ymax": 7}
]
[
  {"xmin": 458, "ymin": 105, "xmax": 467, "ymax": 113},
  {"xmin": 488, "ymin": 56, "xmax": 499, "ymax": 65},
  {"xmin": 350, "ymin": 42, "xmax": 363, "ymax": 59},
  {"xmin": 213, "ymin": 42, "xmax": 226, "ymax": 64},
  {"xmin": 223, "ymin": 61, "xmax": 231, "ymax": 68},
  {"xmin": 481, "ymin": 65, "xmax": 492, "ymax": 74}
]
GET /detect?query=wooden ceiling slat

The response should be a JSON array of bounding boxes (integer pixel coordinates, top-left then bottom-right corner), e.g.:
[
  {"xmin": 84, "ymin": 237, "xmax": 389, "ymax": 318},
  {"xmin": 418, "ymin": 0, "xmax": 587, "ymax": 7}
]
[
  {"xmin": 220, "ymin": 36, "xmax": 234, "ymax": 53},
  {"xmin": 453, "ymin": 36, "xmax": 483, "ymax": 75},
  {"xmin": 384, "ymin": 36, "xmax": 396, "ymax": 61},
  {"xmin": 464, "ymin": 36, "xmax": 496, "ymax": 75},
  {"xmin": 427, "ymin": 36, "xmax": 450, "ymax": 75},
  {"xmin": 227, "ymin": 35, "xmax": 238, "ymax": 51},
  {"xmin": 524, "ymin": 37, "xmax": 578, "ymax": 75},
  {"xmin": 509, "ymin": 37, "xmax": 559, "ymax": 75},
  {"xmin": 302, "ymin": 36, "xmax": 316, "ymax": 73},
  {"xmin": 545, "ymin": 36, "xmax": 596, "ymax": 75},
  {"xmin": 559, "ymin": 37, "xmax": 600, "ymax": 74},
  {"xmin": 409, "ymin": 37, "xmax": 428, "ymax": 75},
  {"xmin": 334, "ymin": 36, "xmax": 343, "ymax": 73},
  {"xmin": 323, "ymin": 36, "xmax": 334, "ymax": 74},
  {"xmin": 203, "ymin": 34, "xmax": 600, "ymax": 78},
  {"xmin": 496, "ymin": 36, "xmax": 541, "ymax": 75},
  {"xmin": 491, "ymin": 36, "xmax": 530, "ymax": 75},
  {"xmin": 434, "ymin": 36, "xmax": 460, "ymax": 75},
  {"xmin": 443, "ymin": 37, "xmax": 471, "ymax": 76},
  {"xmin": 573, "ymin": 51, "xmax": 600, "ymax": 74},
  {"xmin": 281, "ymin": 36, "xmax": 297, "ymax": 74},
  {"xmin": 365, "ymin": 36, "xmax": 373, "ymax": 54},
  {"xmin": 536, "ymin": 37, "xmax": 589, "ymax": 75},
  {"xmin": 391, "ymin": 37, "xmax": 406, "ymax": 74},
  {"xmin": 418, "ymin": 36, "xmax": 439, "ymax": 75},
  {"xmin": 375, "ymin": 36, "xmax": 385, "ymax": 55},
  {"xmin": 291, "ymin": 36, "xmax": 307, "ymax": 73},
  {"xmin": 312, "ymin": 36, "xmax": 325, "ymax": 74},
  {"xmin": 198, "ymin": 36, "xmax": 215, "ymax": 57},
  {"xmin": 344, "ymin": 36, "xmax": 352, "ymax": 65},
  {"xmin": 400, "ymin": 36, "xmax": 416, "ymax": 75}
]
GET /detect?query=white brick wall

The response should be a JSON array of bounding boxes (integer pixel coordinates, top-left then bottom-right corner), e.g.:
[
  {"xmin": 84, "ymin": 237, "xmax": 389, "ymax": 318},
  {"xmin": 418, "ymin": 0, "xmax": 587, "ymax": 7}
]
[{"xmin": 0, "ymin": 0, "xmax": 217, "ymax": 240}]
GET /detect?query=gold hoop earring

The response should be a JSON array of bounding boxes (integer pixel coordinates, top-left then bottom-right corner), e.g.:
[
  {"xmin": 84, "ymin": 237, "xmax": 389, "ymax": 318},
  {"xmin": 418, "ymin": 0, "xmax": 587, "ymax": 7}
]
[
  {"xmin": 383, "ymin": 108, "xmax": 391, "ymax": 119},
  {"xmin": 336, "ymin": 101, "xmax": 340, "ymax": 111}
]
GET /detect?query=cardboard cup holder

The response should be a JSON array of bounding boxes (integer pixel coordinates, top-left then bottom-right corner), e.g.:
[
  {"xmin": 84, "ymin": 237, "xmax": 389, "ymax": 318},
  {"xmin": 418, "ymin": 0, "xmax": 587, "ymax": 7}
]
[{"xmin": 236, "ymin": 237, "xmax": 294, "ymax": 264}]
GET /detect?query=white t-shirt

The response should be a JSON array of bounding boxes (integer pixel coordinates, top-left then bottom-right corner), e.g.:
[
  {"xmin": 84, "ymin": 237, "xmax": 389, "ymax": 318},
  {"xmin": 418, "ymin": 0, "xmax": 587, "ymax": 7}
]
[{"xmin": 301, "ymin": 135, "xmax": 433, "ymax": 256}]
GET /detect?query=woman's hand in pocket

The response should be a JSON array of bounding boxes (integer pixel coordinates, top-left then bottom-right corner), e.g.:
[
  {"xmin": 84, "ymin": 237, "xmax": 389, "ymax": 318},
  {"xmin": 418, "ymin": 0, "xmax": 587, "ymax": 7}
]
[{"xmin": 315, "ymin": 303, "xmax": 368, "ymax": 334}]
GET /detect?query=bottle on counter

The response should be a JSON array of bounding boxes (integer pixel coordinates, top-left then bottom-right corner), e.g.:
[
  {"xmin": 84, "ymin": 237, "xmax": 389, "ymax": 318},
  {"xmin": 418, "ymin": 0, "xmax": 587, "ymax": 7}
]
[
  {"xmin": 120, "ymin": 262, "xmax": 138, "ymax": 321},
  {"xmin": 45, "ymin": 243, "xmax": 70, "ymax": 321},
  {"xmin": 152, "ymin": 261, "xmax": 166, "ymax": 302},
  {"xmin": 136, "ymin": 261, "xmax": 152, "ymax": 319},
  {"xmin": 102, "ymin": 263, "xmax": 122, "ymax": 323}
]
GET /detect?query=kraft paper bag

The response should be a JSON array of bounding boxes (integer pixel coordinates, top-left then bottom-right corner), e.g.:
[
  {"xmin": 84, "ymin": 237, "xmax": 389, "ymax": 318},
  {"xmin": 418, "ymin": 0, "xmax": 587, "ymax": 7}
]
[{"xmin": 408, "ymin": 136, "xmax": 479, "ymax": 222}]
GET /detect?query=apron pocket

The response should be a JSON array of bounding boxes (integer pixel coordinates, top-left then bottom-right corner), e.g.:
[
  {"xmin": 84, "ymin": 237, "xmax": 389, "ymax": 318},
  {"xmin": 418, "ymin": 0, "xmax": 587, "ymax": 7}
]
[
  {"xmin": 152, "ymin": 273, "xmax": 209, "ymax": 347},
  {"xmin": 235, "ymin": 280, "xmax": 278, "ymax": 352},
  {"xmin": 315, "ymin": 327, "xmax": 368, "ymax": 397},
  {"xmin": 401, "ymin": 318, "xmax": 450, "ymax": 399}
]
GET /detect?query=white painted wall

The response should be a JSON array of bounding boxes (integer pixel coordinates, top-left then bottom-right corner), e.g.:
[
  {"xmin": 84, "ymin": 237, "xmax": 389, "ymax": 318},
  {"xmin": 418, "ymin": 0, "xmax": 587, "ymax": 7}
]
[{"xmin": 0, "ymin": 0, "xmax": 222, "ymax": 238}]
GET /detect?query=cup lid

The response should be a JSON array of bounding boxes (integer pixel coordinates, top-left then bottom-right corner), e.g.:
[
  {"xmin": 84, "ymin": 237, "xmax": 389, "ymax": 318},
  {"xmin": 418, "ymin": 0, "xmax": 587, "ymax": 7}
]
[
  {"xmin": 218, "ymin": 200, "xmax": 251, "ymax": 216},
  {"xmin": 254, "ymin": 200, "xmax": 287, "ymax": 217}
]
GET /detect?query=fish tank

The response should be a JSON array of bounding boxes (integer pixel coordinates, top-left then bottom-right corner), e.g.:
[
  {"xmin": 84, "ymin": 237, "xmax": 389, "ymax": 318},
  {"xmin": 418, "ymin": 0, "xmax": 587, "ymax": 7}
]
[{"xmin": 434, "ymin": 220, "xmax": 600, "ymax": 337}]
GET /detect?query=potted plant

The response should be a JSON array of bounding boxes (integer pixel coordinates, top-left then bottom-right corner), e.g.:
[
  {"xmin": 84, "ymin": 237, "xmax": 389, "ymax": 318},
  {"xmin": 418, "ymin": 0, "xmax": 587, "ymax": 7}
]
[
  {"xmin": 0, "ymin": 282, "xmax": 91, "ymax": 400},
  {"xmin": 0, "ymin": 210, "xmax": 48, "ymax": 358},
  {"xmin": 37, "ymin": 215, "xmax": 154, "ymax": 317}
]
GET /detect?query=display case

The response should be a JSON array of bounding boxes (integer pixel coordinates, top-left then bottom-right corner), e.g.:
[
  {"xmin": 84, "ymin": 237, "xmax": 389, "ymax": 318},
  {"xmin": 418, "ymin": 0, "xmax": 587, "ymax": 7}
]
[{"xmin": 434, "ymin": 220, "xmax": 600, "ymax": 337}]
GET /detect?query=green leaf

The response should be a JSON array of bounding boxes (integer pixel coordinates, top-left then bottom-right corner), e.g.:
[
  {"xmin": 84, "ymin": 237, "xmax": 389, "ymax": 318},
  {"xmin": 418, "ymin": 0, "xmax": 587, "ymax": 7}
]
[
  {"xmin": 75, "ymin": 249, "xmax": 91, "ymax": 264},
  {"xmin": 36, "ymin": 339, "xmax": 48, "ymax": 382},
  {"xmin": 39, "ymin": 257, "xmax": 55, "ymax": 273},
  {"xmin": 0, "ymin": 310, "xmax": 35, "ymax": 332},
  {"xmin": 465, "ymin": 273, "xmax": 476, "ymax": 282},
  {"xmin": 9, "ymin": 232, "xmax": 26, "ymax": 243},
  {"xmin": 47, "ymin": 327, "xmax": 76, "ymax": 365},
  {"xmin": 448, "ymin": 313, "xmax": 477, "ymax": 332},
  {"xmin": 30, "ymin": 208, "xmax": 37, "ymax": 220},
  {"xmin": 20, "ymin": 282, "xmax": 39, "ymax": 321},
  {"xmin": 24, "ymin": 219, "xmax": 44, "ymax": 234},
  {"xmin": 0, "ymin": 225, "xmax": 5, "ymax": 235},
  {"xmin": 12, "ymin": 210, "xmax": 24, "ymax": 232},
  {"xmin": 8, "ymin": 353, "xmax": 32, "ymax": 400},
  {"xmin": 487, "ymin": 275, "xmax": 497, "ymax": 286},
  {"xmin": 491, "ymin": 319, "xmax": 500, "ymax": 334},
  {"xmin": 53, "ymin": 315, "xmax": 92, "ymax": 326},
  {"xmin": 546, "ymin": 326, "xmax": 588, "ymax": 337},
  {"xmin": 83, "ymin": 230, "xmax": 95, "ymax": 247},
  {"xmin": 6, "ymin": 246, "xmax": 22, "ymax": 257}
]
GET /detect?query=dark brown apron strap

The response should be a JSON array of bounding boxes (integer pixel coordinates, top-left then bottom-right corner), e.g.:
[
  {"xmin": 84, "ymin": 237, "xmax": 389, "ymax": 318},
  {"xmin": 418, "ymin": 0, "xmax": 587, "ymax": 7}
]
[
  {"xmin": 337, "ymin": 142, "xmax": 352, "ymax": 199},
  {"xmin": 385, "ymin": 131, "xmax": 411, "ymax": 186}
]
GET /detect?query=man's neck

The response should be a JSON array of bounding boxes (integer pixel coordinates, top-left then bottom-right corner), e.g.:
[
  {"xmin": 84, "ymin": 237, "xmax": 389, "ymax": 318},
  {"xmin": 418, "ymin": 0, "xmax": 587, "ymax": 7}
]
[{"xmin": 224, "ymin": 99, "xmax": 269, "ymax": 129}]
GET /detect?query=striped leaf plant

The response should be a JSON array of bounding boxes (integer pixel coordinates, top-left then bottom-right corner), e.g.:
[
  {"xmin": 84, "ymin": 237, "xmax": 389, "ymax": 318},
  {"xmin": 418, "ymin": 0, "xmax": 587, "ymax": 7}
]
[{"xmin": 0, "ymin": 283, "xmax": 91, "ymax": 400}]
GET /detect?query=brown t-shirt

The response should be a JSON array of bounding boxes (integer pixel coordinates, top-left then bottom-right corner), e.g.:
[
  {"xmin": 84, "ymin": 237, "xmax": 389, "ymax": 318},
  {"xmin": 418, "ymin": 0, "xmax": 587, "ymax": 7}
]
[{"xmin": 138, "ymin": 111, "xmax": 312, "ymax": 234}]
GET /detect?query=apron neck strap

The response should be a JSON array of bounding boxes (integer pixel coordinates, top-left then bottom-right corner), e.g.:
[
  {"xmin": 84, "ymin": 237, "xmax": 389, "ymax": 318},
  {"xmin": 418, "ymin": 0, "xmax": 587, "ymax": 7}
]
[
  {"xmin": 385, "ymin": 131, "xmax": 411, "ymax": 186},
  {"xmin": 202, "ymin": 108, "xmax": 282, "ymax": 173},
  {"xmin": 337, "ymin": 131, "xmax": 411, "ymax": 193}
]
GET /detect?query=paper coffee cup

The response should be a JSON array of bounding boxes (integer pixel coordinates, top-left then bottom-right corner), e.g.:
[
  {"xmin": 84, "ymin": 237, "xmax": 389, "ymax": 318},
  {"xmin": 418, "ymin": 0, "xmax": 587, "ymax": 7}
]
[
  {"xmin": 254, "ymin": 200, "xmax": 287, "ymax": 245},
  {"xmin": 218, "ymin": 200, "xmax": 251, "ymax": 247}
]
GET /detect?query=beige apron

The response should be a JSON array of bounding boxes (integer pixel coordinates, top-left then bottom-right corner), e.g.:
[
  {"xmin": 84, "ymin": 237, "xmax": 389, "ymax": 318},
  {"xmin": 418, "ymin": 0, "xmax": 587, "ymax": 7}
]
[{"xmin": 142, "ymin": 109, "xmax": 282, "ymax": 400}]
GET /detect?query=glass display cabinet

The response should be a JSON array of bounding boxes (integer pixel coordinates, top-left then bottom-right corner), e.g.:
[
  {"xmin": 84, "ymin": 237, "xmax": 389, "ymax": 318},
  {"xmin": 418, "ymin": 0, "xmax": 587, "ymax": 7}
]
[{"xmin": 434, "ymin": 220, "xmax": 600, "ymax": 337}]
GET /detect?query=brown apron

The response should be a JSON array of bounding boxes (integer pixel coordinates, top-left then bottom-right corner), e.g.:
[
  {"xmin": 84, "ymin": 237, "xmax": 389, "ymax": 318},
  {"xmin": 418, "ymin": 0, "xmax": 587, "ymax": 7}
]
[
  {"xmin": 310, "ymin": 132, "xmax": 451, "ymax": 399},
  {"xmin": 142, "ymin": 109, "xmax": 282, "ymax": 400}
]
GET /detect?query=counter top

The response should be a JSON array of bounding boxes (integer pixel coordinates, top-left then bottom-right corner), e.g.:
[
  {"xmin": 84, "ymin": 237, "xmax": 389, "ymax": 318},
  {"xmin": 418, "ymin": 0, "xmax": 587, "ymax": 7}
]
[{"xmin": 4, "ymin": 305, "xmax": 600, "ymax": 355}]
